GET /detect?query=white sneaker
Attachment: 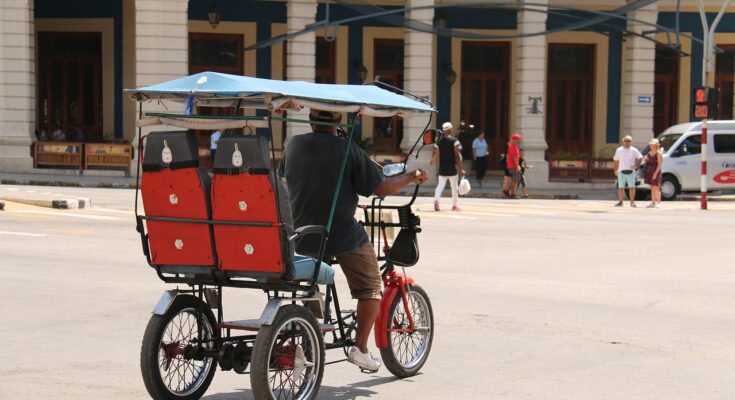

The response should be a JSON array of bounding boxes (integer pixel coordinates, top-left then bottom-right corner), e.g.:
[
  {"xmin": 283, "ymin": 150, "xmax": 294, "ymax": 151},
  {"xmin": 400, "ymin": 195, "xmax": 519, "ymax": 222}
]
[{"xmin": 347, "ymin": 346, "xmax": 381, "ymax": 372}]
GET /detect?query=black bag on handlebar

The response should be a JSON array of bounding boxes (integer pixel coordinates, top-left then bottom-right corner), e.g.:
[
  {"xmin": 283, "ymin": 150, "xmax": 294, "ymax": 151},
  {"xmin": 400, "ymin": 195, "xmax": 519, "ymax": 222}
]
[{"xmin": 386, "ymin": 228, "xmax": 419, "ymax": 267}]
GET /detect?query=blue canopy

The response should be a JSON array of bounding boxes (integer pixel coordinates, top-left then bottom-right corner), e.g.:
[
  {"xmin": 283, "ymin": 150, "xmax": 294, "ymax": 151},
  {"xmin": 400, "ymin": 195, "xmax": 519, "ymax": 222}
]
[{"xmin": 126, "ymin": 71, "xmax": 434, "ymax": 117}]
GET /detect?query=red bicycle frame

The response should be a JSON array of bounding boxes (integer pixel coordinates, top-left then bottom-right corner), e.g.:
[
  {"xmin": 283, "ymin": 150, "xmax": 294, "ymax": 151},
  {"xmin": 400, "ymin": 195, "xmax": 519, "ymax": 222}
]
[{"xmin": 373, "ymin": 269, "xmax": 416, "ymax": 349}]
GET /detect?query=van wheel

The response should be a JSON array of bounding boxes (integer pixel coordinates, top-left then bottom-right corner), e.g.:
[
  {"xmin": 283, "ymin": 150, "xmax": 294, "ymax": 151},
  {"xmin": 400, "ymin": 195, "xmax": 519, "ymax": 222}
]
[{"xmin": 661, "ymin": 175, "xmax": 679, "ymax": 201}]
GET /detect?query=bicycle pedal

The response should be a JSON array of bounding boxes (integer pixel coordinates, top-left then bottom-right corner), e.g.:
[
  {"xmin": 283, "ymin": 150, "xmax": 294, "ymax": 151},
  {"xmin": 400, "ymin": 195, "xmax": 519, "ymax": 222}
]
[{"xmin": 359, "ymin": 367, "xmax": 379, "ymax": 374}]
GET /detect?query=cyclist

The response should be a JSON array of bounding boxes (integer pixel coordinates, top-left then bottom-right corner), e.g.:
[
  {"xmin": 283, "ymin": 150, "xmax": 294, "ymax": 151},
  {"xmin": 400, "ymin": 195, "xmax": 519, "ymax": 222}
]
[{"xmin": 279, "ymin": 109, "xmax": 428, "ymax": 372}]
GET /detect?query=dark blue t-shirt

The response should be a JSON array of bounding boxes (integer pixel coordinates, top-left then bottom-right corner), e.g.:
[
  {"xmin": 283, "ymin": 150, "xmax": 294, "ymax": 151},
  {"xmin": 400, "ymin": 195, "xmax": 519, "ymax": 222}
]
[{"xmin": 278, "ymin": 132, "xmax": 384, "ymax": 257}]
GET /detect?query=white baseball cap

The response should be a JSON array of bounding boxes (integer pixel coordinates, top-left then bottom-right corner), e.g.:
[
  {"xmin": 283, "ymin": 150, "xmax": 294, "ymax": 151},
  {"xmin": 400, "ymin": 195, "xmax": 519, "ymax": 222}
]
[{"xmin": 442, "ymin": 122, "xmax": 453, "ymax": 130}]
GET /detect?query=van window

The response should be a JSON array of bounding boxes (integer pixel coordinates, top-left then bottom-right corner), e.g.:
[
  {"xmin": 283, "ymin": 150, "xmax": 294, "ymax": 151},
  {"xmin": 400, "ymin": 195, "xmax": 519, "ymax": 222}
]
[
  {"xmin": 672, "ymin": 135, "xmax": 702, "ymax": 157},
  {"xmin": 656, "ymin": 133, "xmax": 682, "ymax": 153},
  {"xmin": 714, "ymin": 134, "xmax": 735, "ymax": 153}
]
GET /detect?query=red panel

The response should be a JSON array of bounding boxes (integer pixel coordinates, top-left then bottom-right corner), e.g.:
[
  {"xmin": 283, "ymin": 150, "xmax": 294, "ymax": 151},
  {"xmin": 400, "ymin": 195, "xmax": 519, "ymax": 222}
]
[
  {"xmin": 211, "ymin": 175, "xmax": 278, "ymax": 222},
  {"xmin": 213, "ymin": 226, "xmax": 284, "ymax": 273},
  {"xmin": 141, "ymin": 169, "xmax": 214, "ymax": 266},
  {"xmin": 211, "ymin": 174, "xmax": 284, "ymax": 274}
]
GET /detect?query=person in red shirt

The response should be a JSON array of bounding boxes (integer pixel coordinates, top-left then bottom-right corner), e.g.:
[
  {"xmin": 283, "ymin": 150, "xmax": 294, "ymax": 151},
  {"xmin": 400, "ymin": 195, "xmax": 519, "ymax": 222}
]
[{"xmin": 502, "ymin": 133, "xmax": 522, "ymax": 199}]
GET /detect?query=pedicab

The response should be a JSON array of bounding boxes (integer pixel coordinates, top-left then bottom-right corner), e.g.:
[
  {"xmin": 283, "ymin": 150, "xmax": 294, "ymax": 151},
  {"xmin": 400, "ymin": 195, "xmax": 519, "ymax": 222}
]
[{"xmin": 127, "ymin": 71, "xmax": 438, "ymax": 400}]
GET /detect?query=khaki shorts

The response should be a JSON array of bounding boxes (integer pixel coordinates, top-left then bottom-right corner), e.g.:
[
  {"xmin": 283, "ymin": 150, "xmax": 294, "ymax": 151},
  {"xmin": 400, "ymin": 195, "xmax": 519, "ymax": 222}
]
[{"xmin": 335, "ymin": 243, "xmax": 383, "ymax": 300}]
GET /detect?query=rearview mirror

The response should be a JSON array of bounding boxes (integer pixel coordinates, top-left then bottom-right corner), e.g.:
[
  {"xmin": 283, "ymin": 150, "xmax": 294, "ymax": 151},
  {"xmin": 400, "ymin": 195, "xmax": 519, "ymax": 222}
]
[{"xmin": 423, "ymin": 129, "xmax": 441, "ymax": 145}]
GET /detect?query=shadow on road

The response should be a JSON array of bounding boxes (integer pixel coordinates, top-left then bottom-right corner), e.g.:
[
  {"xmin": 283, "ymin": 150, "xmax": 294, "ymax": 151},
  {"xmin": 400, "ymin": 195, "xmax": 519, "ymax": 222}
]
[{"xmin": 202, "ymin": 375, "xmax": 414, "ymax": 399}]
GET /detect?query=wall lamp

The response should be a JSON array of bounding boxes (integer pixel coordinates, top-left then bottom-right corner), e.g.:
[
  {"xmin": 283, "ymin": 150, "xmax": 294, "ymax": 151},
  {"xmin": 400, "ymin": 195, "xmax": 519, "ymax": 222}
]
[
  {"xmin": 208, "ymin": 2, "xmax": 221, "ymax": 29},
  {"xmin": 353, "ymin": 58, "xmax": 368, "ymax": 82},
  {"xmin": 443, "ymin": 62, "xmax": 457, "ymax": 86}
]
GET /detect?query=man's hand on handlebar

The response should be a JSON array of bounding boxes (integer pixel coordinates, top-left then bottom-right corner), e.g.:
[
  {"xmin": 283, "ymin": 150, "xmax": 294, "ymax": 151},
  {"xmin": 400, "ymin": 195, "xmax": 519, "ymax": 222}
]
[
  {"xmin": 373, "ymin": 169, "xmax": 428, "ymax": 197},
  {"xmin": 413, "ymin": 169, "xmax": 429, "ymax": 185}
]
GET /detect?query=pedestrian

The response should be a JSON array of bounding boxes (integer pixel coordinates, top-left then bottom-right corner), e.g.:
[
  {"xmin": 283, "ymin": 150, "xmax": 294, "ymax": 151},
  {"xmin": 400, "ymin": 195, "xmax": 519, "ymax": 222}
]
[
  {"xmin": 518, "ymin": 147, "xmax": 530, "ymax": 198},
  {"xmin": 644, "ymin": 138, "xmax": 664, "ymax": 208},
  {"xmin": 613, "ymin": 135, "xmax": 643, "ymax": 207},
  {"xmin": 431, "ymin": 122, "xmax": 465, "ymax": 211},
  {"xmin": 210, "ymin": 129, "xmax": 222, "ymax": 161},
  {"xmin": 501, "ymin": 133, "xmax": 522, "ymax": 199},
  {"xmin": 51, "ymin": 125, "xmax": 66, "ymax": 142},
  {"xmin": 472, "ymin": 132, "xmax": 489, "ymax": 187}
]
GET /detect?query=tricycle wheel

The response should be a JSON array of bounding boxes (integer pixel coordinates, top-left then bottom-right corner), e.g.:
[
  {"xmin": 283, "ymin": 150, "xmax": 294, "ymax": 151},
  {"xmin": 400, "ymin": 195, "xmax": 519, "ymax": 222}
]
[
  {"xmin": 379, "ymin": 284, "xmax": 434, "ymax": 378},
  {"xmin": 140, "ymin": 294, "xmax": 217, "ymax": 400},
  {"xmin": 250, "ymin": 305, "xmax": 325, "ymax": 400}
]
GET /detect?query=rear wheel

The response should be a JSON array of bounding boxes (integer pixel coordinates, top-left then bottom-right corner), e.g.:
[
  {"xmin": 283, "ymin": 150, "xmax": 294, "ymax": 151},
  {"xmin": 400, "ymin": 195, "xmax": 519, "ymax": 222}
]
[
  {"xmin": 140, "ymin": 295, "xmax": 217, "ymax": 400},
  {"xmin": 250, "ymin": 305, "xmax": 325, "ymax": 400},
  {"xmin": 661, "ymin": 175, "xmax": 679, "ymax": 201},
  {"xmin": 379, "ymin": 284, "xmax": 434, "ymax": 378}
]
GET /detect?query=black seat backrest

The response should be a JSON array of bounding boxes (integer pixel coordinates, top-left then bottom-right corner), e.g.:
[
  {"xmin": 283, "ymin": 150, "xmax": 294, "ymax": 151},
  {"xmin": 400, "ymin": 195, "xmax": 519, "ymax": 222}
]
[{"xmin": 142, "ymin": 130, "xmax": 199, "ymax": 172}]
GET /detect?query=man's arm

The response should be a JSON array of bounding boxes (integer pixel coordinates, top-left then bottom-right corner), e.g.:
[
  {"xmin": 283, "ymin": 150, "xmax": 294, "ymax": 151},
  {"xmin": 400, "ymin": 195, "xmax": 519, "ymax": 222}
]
[
  {"xmin": 430, "ymin": 147, "xmax": 437, "ymax": 166},
  {"xmin": 373, "ymin": 170, "xmax": 429, "ymax": 198},
  {"xmin": 510, "ymin": 148, "xmax": 520, "ymax": 171},
  {"xmin": 454, "ymin": 146, "xmax": 465, "ymax": 176},
  {"xmin": 613, "ymin": 160, "xmax": 619, "ymax": 176}
]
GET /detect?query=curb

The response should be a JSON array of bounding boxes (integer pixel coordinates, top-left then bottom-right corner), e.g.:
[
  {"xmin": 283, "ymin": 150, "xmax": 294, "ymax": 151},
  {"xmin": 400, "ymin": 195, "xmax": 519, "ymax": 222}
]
[
  {"xmin": 397, "ymin": 190, "xmax": 579, "ymax": 200},
  {"xmin": 1, "ymin": 178, "xmax": 137, "ymax": 189},
  {"xmin": 0, "ymin": 197, "xmax": 90, "ymax": 209},
  {"xmin": 678, "ymin": 195, "xmax": 735, "ymax": 202}
]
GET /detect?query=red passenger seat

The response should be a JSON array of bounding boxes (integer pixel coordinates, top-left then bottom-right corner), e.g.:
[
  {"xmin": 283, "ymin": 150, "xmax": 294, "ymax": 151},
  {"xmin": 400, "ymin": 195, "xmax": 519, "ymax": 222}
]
[
  {"xmin": 141, "ymin": 131, "xmax": 215, "ymax": 270},
  {"xmin": 211, "ymin": 135, "xmax": 294, "ymax": 280}
]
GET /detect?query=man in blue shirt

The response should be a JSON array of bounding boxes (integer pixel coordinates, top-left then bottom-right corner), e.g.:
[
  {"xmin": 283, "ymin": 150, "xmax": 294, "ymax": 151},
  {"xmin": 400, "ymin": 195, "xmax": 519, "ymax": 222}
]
[{"xmin": 472, "ymin": 132, "xmax": 489, "ymax": 187}]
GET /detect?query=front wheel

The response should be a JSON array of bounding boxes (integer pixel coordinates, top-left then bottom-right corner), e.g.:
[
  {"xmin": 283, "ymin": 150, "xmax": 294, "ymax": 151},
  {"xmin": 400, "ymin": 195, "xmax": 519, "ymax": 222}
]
[
  {"xmin": 379, "ymin": 284, "xmax": 434, "ymax": 378},
  {"xmin": 140, "ymin": 294, "xmax": 217, "ymax": 400},
  {"xmin": 661, "ymin": 175, "xmax": 679, "ymax": 201},
  {"xmin": 250, "ymin": 305, "xmax": 325, "ymax": 400}
]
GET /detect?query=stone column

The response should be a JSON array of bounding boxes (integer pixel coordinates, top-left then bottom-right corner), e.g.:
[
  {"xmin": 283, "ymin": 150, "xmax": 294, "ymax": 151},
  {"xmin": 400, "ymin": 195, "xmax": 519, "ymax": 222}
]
[
  {"xmin": 623, "ymin": 1, "xmax": 657, "ymax": 147},
  {"xmin": 402, "ymin": 0, "xmax": 435, "ymax": 179},
  {"xmin": 131, "ymin": 0, "xmax": 189, "ymax": 175},
  {"xmin": 285, "ymin": 0, "xmax": 317, "ymax": 139},
  {"xmin": 514, "ymin": 0, "xmax": 549, "ymax": 187},
  {"xmin": 0, "ymin": 0, "xmax": 34, "ymax": 173}
]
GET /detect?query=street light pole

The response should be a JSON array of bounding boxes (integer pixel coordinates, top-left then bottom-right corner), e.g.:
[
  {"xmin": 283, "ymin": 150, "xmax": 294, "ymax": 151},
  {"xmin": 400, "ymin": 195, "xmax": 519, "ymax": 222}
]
[{"xmin": 696, "ymin": 0, "xmax": 732, "ymax": 210}]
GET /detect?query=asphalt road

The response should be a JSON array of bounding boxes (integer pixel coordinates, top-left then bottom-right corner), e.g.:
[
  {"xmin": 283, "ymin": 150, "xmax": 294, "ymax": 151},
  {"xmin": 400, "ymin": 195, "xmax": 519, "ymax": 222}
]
[{"xmin": 1, "ymin": 185, "xmax": 734, "ymax": 399}]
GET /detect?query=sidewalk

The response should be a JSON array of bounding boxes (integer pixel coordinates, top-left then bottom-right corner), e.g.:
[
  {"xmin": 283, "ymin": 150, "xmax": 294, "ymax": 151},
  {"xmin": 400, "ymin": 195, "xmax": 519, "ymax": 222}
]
[
  {"xmin": 400, "ymin": 176, "xmax": 614, "ymax": 200},
  {"xmin": 1, "ymin": 172, "xmax": 137, "ymax": 189}
]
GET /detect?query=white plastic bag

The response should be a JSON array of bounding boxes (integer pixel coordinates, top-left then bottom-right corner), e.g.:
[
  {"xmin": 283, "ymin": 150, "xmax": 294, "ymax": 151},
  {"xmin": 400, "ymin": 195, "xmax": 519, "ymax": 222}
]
[{"xmin": 458, "ymin": 177, "xmax": 471, "ymax": 196}]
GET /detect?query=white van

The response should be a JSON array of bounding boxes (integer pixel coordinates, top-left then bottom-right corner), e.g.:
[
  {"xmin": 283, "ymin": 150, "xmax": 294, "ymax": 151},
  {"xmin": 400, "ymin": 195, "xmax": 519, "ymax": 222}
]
[{"xmin": 638, "ymin": 121, "xmax": 735, "ymax": 200}]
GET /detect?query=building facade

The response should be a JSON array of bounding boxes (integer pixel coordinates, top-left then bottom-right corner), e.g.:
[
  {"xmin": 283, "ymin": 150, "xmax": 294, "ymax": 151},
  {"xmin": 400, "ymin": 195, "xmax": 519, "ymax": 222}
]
[{"xmin": 1, "ymin": 0, "xmax": 734, "ymax": 186}]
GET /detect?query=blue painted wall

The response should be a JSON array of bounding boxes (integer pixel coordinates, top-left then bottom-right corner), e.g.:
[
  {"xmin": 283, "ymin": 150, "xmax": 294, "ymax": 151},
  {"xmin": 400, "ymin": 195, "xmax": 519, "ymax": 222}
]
[
  {"xmin": 607, "ymin": 32, "xmax": 622, "ymax": 143},
  {"xmin": 35, "ymin": 0, "xmax": 124, "ymax": 138},
  {"xmin": 547, "ymin": 10, "xmax": 626, "ymax": 32}
]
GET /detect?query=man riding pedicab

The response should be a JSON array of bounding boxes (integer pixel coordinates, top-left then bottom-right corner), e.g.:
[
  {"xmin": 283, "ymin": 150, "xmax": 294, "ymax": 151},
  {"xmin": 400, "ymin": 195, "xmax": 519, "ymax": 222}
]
[{"xmin": 278, "ymin": 109, "xmax": 429, "ymax": 372}]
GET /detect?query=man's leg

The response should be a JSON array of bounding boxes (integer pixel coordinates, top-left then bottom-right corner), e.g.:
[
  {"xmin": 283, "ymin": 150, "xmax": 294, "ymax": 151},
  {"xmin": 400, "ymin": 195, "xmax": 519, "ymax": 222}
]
[
  {"xmin": 356, "ymin": 299, "xmax": 380, "ymax": 353},
  {"xmin": 335, "ymin": 244, "xmax": 384, "ymax": 370},
  {"xmin": 434, "ymin": 175, "xmax": 448, "ymax": 201},
  {"xmin": 629, "ymin": 188, "xmax": 636, "ymax": 203},
  {"xmin": 449, "ymin": 175, "xmax": 459, "ymax": 206},
  {"xmin": 618, "ymin": 188, "xmax": 625, "ymax": 202}
]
